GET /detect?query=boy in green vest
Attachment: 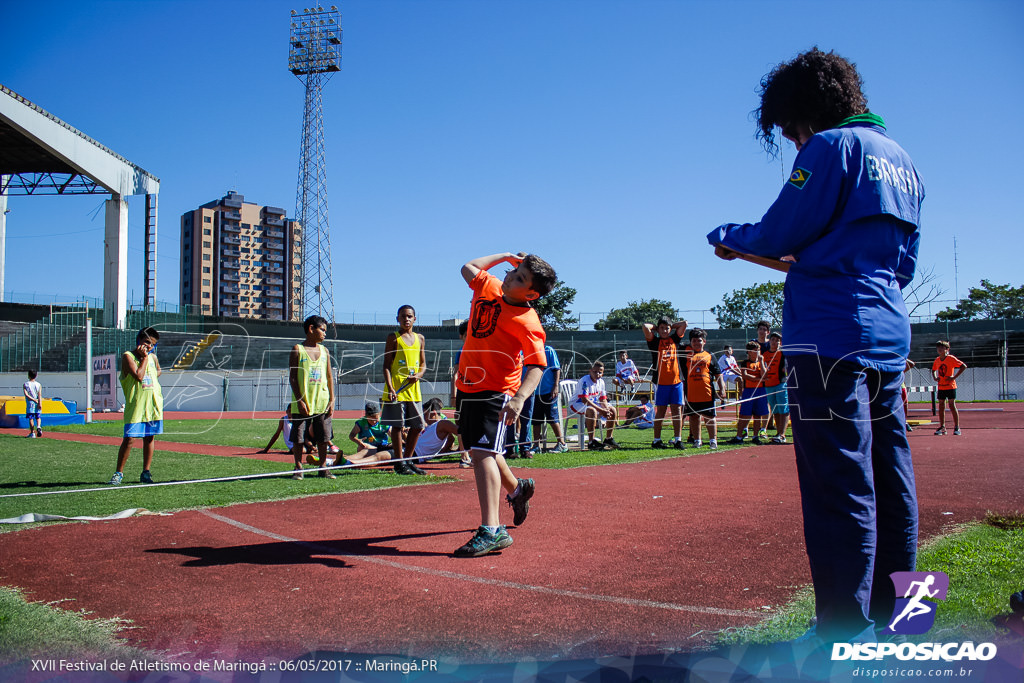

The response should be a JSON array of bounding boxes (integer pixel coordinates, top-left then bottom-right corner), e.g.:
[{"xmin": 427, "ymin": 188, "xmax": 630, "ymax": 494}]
[
  {"xmin": 109, "ymin": 327, "xmax": 163, "ymax": 485},
  {"xmin": 289, "ymin": 315, "xmax": 336, "ymax": 480}
]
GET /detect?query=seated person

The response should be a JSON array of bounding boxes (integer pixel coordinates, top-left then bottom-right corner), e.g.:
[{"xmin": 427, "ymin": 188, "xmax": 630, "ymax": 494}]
[
  {"xmin": 263, "ymin": 409, "xmax": 314, "ymax": 455},
  {"xmin": 347, "ymin": 402, "xmax": 394, "ymax": 465},
  {"xmin": 717, "ymin": 345, "xmax": 743, "ymax": 396},
  {"xmin": 414, "ymin": 397, "xmax": 461, "ymax": 463},
  {"xmin": 570, "ymin": 361, "xmax": 619, "ymax": 450},
  {"xmin": 614, "ymin": 350, "xmax": 641, "ymax": 391},
  {"xmin": 623, "ymin": 393, "xmax": 655, "ymax": 429}
]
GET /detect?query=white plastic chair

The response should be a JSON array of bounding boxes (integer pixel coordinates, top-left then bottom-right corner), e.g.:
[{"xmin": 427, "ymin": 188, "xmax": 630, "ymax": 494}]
[{"xmin": 559, "ymin": 378, "xmax": 605, "ymax": 449}]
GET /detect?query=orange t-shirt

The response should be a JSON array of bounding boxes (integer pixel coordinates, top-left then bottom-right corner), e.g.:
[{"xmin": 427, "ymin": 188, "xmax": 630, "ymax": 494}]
[
  {"xmin": 932, "ymin": 354, "xmax": 964, "ymax": 390},
  {"xmin": 763, "ymin": 349, "xmax": 786, "ymax": 388},
  {"xmin": 647, "ymin": 332, "xmax": 685, "ymax": 386},
  {"xmin": 740, "ymin": 358, "xmax": 766, "ymax": 390},
  {"xmin": 685, "ymin": 350, "xmax": 720, "ymax": 403},
  {"xmin": 456, "ymin": 270, "xmax": 546, "ymax": 396}
]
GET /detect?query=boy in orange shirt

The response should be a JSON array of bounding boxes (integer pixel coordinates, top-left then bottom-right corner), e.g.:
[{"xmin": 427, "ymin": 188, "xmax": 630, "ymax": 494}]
[
  {"xmin": 453, "ymin": 251, "xmax": 557, "ymax": 557},
  {"xmin": 683, "ymin": 328, "xmax": 726, "ymax": 448},
  {"xmin": 642, "ymin": 316, "xmax": 688, "ymax": 449},
  {"xmin": 729, "ymin": 341, "xmax": 769, "ymax": 444},
  {"xmin": 932, "ymin": 340, "xmax": 966, "ymax": 435}
]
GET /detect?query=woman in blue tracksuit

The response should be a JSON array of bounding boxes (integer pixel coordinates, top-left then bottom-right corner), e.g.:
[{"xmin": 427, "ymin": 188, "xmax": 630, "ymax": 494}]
[{"xmin": 708, "ymin": 48, "xmax": 924, "ymax": 644}]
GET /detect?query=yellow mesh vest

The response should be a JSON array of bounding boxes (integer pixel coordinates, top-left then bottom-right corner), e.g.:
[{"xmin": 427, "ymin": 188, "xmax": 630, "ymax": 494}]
[
  {"xmin": 291, "ymin": 344, "xmax": 330, "ymax": 414},
  {"xmin": 120, "ymin": 352, "xmax": 163, "ymax": 424},
  {"xmin": 384, "ymin": 332, "xmax": 422, "ymax": 402}
]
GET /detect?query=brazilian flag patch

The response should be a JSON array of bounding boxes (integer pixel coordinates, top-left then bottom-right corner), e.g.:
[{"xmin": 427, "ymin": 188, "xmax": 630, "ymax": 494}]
[{"xmin": 788, "ymin": 167, "xmax": 812, "ymax": 189}]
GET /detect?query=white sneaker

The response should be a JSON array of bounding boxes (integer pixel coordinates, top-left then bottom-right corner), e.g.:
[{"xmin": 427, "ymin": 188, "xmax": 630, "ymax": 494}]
[
  {"xmin": 709, "ymin": 439, "xmax": 718, "ymax": 449},
  {"xmin": 692, "ymin": 439, "xmax": 702, "ymax": 448},
  {"xmin": 770, "ymin": 435, "xmax": 787, "ymax": 444}
]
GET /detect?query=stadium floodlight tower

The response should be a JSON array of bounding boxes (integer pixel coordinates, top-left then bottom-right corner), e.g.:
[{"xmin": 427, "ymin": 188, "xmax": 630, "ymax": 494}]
[{"xmin": 289, "ymin": 5, "xmax": 341, "ymax": 322}]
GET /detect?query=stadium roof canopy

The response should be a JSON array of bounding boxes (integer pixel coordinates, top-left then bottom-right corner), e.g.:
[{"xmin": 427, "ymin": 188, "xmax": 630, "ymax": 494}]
[
  {"xmin": 0, "ymin": 84, "xmax": 161, "ymax": 328},
  {"xmin": 0, "ymin": 84, "xmax": 159, "ymax": 196}
]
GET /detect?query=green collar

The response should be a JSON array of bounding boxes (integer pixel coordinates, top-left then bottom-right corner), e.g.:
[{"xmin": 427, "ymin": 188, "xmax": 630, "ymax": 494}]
[{"xmin": 838, "ymin": 112, "xmax": 886, "ymax": 129}]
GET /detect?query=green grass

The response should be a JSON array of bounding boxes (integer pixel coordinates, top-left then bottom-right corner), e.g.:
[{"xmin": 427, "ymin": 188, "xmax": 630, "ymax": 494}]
[
  {"xmin": 715, "ymin": 512, "xmax": 1024, "ymax": 646},
  {"xmin": 0, "ymin": 432, "xmax": 453, "ymax": 524},
  {"xmin": 0, "ymin": 586, "xmax": 156, "ymax": 666}
]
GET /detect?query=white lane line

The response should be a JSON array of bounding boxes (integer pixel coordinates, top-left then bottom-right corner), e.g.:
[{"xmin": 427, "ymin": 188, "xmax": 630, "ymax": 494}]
[{"xmin": 200, "ymin": 509, "xmax": 763, "ymax": 619}]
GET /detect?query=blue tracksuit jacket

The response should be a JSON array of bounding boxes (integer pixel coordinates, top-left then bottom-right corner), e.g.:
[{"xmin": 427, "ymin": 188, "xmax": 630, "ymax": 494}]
[{"xmin": 707, "ymin": 116, "xmax": 924, "ymax": 372}]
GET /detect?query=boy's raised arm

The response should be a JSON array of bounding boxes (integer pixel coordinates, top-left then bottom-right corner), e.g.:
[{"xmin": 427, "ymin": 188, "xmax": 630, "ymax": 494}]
[
  {"xmin": 641, "ymin": 323, "xmax": 655, "ymax": 342},
  {"xmin": 461, "ymin": 252, "xmax": 523, "ymax": 284}
]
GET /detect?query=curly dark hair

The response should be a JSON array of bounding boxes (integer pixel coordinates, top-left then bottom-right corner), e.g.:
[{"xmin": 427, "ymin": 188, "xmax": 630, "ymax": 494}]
[{"xmin": 755, "ymin": 47, "xmax": 868, "ymax": 157}]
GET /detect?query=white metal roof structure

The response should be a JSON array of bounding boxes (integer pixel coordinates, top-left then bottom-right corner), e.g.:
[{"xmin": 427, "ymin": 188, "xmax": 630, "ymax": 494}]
[{"xmin": 0, "ymin": 83, "xmax": 161, "ymax": 328}]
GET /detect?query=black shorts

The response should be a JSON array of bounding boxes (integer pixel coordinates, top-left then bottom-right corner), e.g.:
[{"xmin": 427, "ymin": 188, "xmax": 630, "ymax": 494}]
[
  {"xmin": 456, "ymin": 390, "xmax": 511, "ymax": 454},
  {"xmin": 937, "ymin": 388, "xmax": 957, "ymax": 401},
  {"xmin": 290, "ymin": 413, "xmax": 333, "ymax": 446},
  {"xmin": 686, "ymin": 400, "xmax": 717, "ymax": 418}
]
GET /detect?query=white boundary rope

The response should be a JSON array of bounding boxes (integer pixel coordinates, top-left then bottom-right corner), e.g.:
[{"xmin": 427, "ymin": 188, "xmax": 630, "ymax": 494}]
[{"xmin": 1, "ymin": 394, "xmax": 770, "ymax": 502}]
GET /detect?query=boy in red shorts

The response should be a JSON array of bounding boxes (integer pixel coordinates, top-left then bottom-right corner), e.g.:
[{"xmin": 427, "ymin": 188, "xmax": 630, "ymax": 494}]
[
  {"xmin": 932, "ymin": 340, "xmax": 966, "ymax": 435},
  {"xmin": 453, "ymin": 251, "xmax": 557, "ymax": 557}
]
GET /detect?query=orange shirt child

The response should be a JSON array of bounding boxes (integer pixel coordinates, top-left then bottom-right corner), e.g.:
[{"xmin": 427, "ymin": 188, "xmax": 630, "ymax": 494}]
[
  {"xmin": 932, "ymin": 354, "xmax": 965, "ymax": 391},
  {"xmin": 456, "ymin": 270, "xmax": 546, "ymax": 396},
  {"xmin": 685, "ymin": 350, "xmax": 721, "ymax": 403}
]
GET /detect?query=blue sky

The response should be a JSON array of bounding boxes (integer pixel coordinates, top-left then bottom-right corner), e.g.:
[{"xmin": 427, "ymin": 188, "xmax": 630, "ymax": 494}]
[{"xmin": 3, "ymin": 0, "xmax": 1022, "ymax": 329}]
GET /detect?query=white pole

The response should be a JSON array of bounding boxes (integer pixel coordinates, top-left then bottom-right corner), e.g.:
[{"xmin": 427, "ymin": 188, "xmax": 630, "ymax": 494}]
[{"xmin": 85, "ymin": 314, "xmax": 93, "ymax": 424}]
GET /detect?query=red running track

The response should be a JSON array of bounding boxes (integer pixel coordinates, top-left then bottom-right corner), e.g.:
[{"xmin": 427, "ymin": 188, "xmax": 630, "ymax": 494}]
[{"xmin": 1, "ymin": 404, "xmax": 1022, "ymax": 665}]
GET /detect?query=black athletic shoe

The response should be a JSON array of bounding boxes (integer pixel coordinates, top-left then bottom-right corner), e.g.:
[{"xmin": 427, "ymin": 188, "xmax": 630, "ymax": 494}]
[
  {"xmin": 507, "ymin": 478, "xmax": 535, "ymax": 526},
  {"xmin": 407, "ymin": 462, "xmax": 427, "ymax": 475},
  {"xmin": 393, "ymin": 462, "xmax": 416, "ymax": 475},
  {"xmin": 651, "ymin": 439, "xmax": 666, "ymax": 449}
]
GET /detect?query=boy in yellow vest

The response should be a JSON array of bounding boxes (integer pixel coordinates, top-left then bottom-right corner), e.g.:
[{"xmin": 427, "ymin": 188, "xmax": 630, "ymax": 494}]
[
  {"xmin": 288, "ymin": 315, "xmax": 336, "ymax": 480},
  {"xmin": 382, "ymin": 305, "xmax": 428, "ymax": 475},
  {"xmin": 109, "ymin": 327, "xmax": 163, "ymax": 485}
]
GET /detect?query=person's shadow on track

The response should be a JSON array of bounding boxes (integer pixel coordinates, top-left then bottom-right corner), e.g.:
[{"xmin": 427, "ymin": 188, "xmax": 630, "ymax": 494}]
[{"xmin": 147, "ymin": 529, "xmax": 470, "ymax": 568}]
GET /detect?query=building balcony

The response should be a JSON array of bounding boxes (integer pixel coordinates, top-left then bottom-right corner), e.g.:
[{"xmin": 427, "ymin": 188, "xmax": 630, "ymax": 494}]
[
  {"xmin": 221, "ymin": 297, "xmax": 239, "ymax": 306},
  {"xmin": 264, "ymin": 218, "xmax": 284, "ymax": 228},
  {"xmin": 223, "ymin": 272, "xmax": 240, "ymax": 281},
  {"xmin": 222, "ymin": 235, "xmax": 241, "ymax": 245},
  {"xmin": 222, "ymin": 260, "xmax": 241, "ymax": 269},
  {"xmin": 266, "ymin": 228, "xmax": 285, "ymax": 238},
  {"xmin": 267, "ymin": 253, "xmax": 283, "ymax": 262},
  {"xmin": 222, "ymin": 196, "xmax": 243, "ymax": 209},
  {"xmin": 222, "ymin": 210, "xmax": 242, "ymax": 220},
  {"xmin": 222, "ymin": 247, "xmax": 241, "ymax": 257},
  {"xmin": 222, "ymin": 222, "xmax": 240, "ymax": 233},
  {"xmin": 265, "ymin": 277, "xmax": 283, "ymax": 285},
  {"xmin": 221, "ymin": 284, "xmax": 240, "ymax": 294},
  {"xmin": 265, "ymin": 300, "xmax": 283, "ymax": 309},
  {"xmin": 264, "ymin": 266, "xmax": 283, "ymax": 274}
]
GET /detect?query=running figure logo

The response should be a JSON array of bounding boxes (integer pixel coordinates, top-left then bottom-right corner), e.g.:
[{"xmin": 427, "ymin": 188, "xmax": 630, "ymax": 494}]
[{"xmin": 885, "ymin": 571, "xmax": 949, "ymax": 635}]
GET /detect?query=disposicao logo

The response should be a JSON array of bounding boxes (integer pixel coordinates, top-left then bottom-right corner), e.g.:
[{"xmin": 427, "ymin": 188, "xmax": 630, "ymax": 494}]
[
  {"xmin": 831, "ymin": 571, "xmax": 999, "ymax": 663},
  {"xmin": 886, "ymin": 571, "xmax": 949, "ymax": 635}
]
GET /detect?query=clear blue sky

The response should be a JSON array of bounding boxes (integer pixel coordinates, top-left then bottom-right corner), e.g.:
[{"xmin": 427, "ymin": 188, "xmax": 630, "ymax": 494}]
[{"xmin": 3, "ymin": 0, "xmax": 1022, "ymax": 328}]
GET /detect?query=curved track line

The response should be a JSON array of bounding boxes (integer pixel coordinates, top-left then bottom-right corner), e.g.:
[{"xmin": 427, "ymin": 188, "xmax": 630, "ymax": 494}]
[{"xmin": 200, "ymin": 509, "xmax": 763, "ymax": 620}]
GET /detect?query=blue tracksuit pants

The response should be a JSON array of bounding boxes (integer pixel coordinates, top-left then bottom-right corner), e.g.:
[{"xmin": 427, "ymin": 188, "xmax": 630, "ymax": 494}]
[{"xmin": 787, "ymin": 355, "xmax": 919, "ymax": 641}]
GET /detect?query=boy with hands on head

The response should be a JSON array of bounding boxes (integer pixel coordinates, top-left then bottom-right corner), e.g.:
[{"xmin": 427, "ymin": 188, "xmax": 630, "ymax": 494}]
[{"xmin": 453, "ymin": 251, "xmax": 556, "ymax": 557}]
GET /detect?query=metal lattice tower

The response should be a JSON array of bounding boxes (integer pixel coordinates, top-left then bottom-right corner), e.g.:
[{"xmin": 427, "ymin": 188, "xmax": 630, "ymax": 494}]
[{"xmin": 289, "ymin": 5, "xmax": 341, "ymax": 321}]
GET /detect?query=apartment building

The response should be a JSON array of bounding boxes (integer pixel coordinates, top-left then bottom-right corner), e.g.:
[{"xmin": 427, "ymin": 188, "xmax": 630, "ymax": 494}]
[{"xmin": 180, "ymin": 191, "xmax": 303, "ymax": 320}]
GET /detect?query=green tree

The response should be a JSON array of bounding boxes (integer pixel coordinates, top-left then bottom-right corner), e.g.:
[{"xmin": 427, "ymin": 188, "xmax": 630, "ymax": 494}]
[
  {"xmin": 594, "ymin": 299, "xmax": 679, "ymax": 330},
  {"xmin": 712, "ymin": 281, "xmax": 784, "ymax": 329},
  {"xmin": 534, "ymin": 280, "xmax": 579, "ymax": 331},
  {"xmin": 936, "ymin": 279, "xmax": 1024, "ymax": 321}
]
